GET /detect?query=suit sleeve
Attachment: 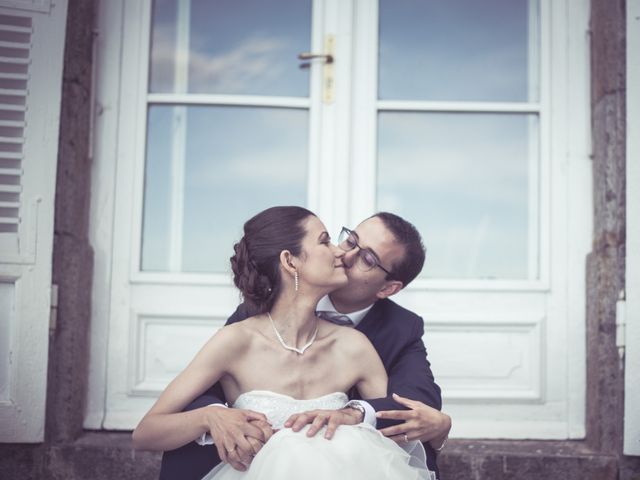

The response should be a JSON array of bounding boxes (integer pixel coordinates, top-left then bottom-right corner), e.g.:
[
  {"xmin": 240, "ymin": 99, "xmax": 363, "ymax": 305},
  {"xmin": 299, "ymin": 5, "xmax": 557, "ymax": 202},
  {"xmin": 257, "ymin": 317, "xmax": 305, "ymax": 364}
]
[
  {"xmin": 366, "ymin": 318, "xmax": 442, "ymax": 429},
  {"xmin": 183, "ymin": 303, "xmax": 251, "ymax": 412}
]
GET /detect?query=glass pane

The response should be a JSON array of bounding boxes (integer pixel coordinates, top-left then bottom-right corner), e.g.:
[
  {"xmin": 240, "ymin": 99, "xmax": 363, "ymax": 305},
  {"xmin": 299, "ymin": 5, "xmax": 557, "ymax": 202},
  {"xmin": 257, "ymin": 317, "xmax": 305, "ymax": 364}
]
[
  {"xmin": 379, "ymin": 0, "xmax": 538, "ymax": 102},
  {"xmin": 142, "ymin": 106, "xmax": 309, "ymax": 273},
  {"xmin": 377, "ymin": 112, "xmax": 537, "ymax": 280},
  {"xmin": 149, "ymin": 0, "xmax": 311, "ymax": 96}
]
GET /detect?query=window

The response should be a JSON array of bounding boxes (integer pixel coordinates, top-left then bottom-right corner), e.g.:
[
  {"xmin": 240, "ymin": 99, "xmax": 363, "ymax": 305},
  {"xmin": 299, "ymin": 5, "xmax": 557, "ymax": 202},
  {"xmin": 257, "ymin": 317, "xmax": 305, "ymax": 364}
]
[{"xmin": 88, "ymin": 0, "xmax": 590, "ymax": 439}]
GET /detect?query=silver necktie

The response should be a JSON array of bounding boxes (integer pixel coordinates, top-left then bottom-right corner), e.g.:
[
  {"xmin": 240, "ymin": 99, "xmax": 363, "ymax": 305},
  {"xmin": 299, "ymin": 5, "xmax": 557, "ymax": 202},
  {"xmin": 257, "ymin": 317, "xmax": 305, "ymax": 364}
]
[{"xmin": 316, "ymin": 310, "xmax": 354, "ymax": 326}]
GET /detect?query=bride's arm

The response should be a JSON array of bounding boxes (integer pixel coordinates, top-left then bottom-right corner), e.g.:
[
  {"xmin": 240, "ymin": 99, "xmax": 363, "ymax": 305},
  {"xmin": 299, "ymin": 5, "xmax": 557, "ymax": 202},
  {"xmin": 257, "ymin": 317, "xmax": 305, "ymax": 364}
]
[
  {"xmin": 353, "ymin": 337, "xmax": 388, "ymax": 400},
  {"xmin": 132, "ymin": 325, "xmax": 267, "ymax": 452}
]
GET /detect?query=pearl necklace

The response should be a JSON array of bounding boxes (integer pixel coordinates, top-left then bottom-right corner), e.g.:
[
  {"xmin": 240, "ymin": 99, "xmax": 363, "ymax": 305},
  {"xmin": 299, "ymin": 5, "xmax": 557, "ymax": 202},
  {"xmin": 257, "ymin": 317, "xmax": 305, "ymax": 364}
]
[{"xmin": 267, "ymin": 312, "xmax": 318, "ymax": 355}]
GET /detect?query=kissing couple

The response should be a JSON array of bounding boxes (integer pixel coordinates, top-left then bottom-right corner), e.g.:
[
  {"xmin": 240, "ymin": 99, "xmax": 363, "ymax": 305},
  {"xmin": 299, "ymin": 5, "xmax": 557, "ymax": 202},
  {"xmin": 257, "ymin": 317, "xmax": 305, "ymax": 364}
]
[{"xmin": 133, "ymin": 206, "xmax": 451, "ymax": 479}]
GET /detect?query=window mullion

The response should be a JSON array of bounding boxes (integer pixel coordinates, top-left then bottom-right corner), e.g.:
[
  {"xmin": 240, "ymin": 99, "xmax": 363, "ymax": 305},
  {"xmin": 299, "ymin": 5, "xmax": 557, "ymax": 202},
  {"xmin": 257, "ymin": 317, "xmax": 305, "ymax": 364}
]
[{"xmin": 166, "ymin": 0, "xmax": 190, "ymax": 272}]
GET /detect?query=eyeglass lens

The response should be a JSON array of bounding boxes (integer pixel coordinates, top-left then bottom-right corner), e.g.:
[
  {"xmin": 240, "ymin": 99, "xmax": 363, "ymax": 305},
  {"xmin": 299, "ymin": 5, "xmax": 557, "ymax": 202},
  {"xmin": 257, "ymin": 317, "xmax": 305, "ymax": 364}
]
[{"xmin": 339, "ymin": 228, "xmax": 378, "ymax": 272}]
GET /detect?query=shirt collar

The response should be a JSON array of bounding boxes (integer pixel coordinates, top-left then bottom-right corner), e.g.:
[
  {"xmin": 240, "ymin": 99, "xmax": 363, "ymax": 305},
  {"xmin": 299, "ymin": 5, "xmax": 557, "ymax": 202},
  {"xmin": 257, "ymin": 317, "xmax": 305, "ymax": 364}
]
[{"xmin": 316, "ymin": 295, "xmax": 374, "ymax": 327}]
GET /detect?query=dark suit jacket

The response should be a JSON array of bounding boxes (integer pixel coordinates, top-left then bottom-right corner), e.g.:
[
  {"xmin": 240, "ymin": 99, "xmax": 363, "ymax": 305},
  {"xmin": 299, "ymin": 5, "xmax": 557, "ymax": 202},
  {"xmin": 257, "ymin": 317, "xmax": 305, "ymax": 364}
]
[{"xmin": 159, "ymin": 298, "xmax": 442, "ymax": 479}]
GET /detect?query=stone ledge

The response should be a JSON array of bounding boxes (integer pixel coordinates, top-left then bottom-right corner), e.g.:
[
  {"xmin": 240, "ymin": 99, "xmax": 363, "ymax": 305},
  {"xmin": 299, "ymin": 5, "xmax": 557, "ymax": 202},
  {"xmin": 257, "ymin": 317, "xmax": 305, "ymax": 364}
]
[
  {"xmin": 440, "ymin": 439, "xmax": 618, "ymax": 480},
  {"xmin": 0, "ymin": 433, "xmax": 623, "ymax": 480}
]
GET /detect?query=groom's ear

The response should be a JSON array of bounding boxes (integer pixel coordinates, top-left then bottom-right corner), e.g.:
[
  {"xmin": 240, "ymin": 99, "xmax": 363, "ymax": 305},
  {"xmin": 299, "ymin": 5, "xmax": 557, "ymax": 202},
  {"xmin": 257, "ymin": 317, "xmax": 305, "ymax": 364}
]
[{"xmin": 376, "ymin": 280, "xmax": 403, "ymax": 299}]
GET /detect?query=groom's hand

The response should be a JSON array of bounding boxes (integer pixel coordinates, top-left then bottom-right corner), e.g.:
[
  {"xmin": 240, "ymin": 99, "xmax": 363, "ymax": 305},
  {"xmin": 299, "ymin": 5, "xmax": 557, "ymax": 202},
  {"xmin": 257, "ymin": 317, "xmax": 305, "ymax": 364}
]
[
  {"xmin": 284, "ymin": 408, "xmax": 363, "ymax": 440},
  {"xmin": 376, "ymin": 393, "xmax": 451, "ymax": 448},
  {"xmin": 203, "ymin": 407, "xmax": 274, "ymax": 471}
]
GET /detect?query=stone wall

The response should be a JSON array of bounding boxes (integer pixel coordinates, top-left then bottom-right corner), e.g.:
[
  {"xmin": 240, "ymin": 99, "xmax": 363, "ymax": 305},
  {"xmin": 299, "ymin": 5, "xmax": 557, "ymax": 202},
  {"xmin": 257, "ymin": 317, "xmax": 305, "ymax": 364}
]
[
  {"xmin": 45, "ymin": 0, "xmax": 96, "ymax": 446},
  {"xmin": 587, "ymin": 0, "xmax": 627, "ymax": 458}
]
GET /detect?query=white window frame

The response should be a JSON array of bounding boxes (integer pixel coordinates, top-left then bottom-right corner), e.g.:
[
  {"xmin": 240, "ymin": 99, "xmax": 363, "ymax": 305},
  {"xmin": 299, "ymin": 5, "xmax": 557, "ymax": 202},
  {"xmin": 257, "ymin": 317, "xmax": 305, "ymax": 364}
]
[
  {"xmin": 86, "ymin": 0, "xmax": 348, "ymax": 428},
  {"xmin": 349, "ymin": 0, "xmax": 590, "ymax": 438},
  {"xmin": 624, "ymin": 0, "xmax": 640, "ymax": 457},
  {"xmin": 86, "ymin": 0, "xmax": 591, "ymax": 440}
]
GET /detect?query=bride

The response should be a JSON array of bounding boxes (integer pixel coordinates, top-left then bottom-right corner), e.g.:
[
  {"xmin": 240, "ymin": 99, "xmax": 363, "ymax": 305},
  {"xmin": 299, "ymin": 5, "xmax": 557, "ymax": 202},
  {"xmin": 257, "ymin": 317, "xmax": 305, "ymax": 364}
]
[{"xmin": 133, "ymin": 206, "xmax": 433, "ymax": 479}]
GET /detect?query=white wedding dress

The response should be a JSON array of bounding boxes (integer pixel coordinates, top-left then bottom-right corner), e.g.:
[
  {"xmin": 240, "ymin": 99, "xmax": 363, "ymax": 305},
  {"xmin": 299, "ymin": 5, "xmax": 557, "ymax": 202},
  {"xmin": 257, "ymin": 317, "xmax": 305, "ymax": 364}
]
[{"xmin": 201, "ymin": 390, "xmax": 435, "ymax": 480}]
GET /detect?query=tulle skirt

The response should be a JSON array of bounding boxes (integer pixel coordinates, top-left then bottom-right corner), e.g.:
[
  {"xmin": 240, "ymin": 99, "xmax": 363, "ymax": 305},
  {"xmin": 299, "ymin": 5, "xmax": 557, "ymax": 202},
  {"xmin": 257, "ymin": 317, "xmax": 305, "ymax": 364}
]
[{"xmin": 201, "ymin": 423, "xmax": 435, "ymax": 480}]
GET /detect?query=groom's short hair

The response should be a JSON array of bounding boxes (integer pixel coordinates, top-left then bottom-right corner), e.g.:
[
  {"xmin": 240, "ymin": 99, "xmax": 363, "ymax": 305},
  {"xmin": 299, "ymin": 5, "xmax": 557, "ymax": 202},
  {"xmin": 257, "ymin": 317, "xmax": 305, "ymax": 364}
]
[{"xmin": 371, "ymin": 212, "xmax": 426, "ymax": 287}]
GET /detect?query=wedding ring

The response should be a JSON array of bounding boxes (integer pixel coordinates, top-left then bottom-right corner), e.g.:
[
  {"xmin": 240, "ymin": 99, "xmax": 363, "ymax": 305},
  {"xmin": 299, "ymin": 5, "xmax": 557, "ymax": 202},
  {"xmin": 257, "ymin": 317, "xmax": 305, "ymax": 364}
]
[{"xmin": 403, "ymin": 434, "xmax": 409, "ymax": 443}]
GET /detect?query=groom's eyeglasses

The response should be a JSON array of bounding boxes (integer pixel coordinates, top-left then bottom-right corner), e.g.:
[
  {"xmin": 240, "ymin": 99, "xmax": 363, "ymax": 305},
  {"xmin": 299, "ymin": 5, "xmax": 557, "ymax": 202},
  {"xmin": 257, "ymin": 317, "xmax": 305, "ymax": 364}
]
[{"xmin": 337, "ymin": 227, "xmax": 395, "ymax": 278}]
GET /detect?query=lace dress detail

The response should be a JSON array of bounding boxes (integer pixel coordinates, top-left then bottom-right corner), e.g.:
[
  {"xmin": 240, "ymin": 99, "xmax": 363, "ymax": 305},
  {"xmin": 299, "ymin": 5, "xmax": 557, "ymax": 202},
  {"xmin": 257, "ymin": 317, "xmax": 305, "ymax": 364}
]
[
  {"xmin": 233, "ymin": 390, "xmax": 348, "ymax": 430},
  {"xmin": 201, "ymin": 390, "xmax": 435, "ymax": 480}
]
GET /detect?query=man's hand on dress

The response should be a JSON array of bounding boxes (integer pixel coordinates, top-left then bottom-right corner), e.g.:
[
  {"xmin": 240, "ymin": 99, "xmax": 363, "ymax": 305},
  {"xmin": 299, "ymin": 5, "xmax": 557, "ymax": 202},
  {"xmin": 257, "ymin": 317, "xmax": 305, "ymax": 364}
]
[
  {"xmin": 202, "ymin": 407, "xmax": 274, "ymax": 471},
  {"xmin": 284, "ymin": 407, "xmax": 363, "ymax": 440},
  {"xmin": 376, "ymin": 393, "xmax": 451, "ymax": 449}
]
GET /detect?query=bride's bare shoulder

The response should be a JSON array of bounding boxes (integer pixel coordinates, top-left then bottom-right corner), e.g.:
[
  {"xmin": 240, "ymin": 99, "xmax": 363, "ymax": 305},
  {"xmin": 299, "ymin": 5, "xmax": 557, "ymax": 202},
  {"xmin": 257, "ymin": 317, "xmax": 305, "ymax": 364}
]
[
  {"xmin": 209, "ymin": 315, "xmax": 264, "ymax": 346},
  {"xmin": 190, "ymin": 315, "xmax": 267, "ymax": 367}
]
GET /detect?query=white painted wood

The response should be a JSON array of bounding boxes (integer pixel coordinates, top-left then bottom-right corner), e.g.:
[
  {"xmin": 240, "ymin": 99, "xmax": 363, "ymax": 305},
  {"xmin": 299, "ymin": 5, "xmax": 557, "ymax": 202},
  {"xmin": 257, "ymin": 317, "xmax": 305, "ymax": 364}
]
[
  {"xmin": 88, "ymin": 0, "xmax": 591, "ymax": 439},
  {"xmin": 349, "ymin": 0, "xmax": 378, "ymax": 226},
  {"xmin": 129, "ymin": 313, "xmax": 226, "ymax": 395},
  {"xmin": 0, "ymin": 2, "xmax": 68, "ymax": 442},
  {"xmin": 624, "ymin": 0, "xmax": 640, "ymax": 456},
  {"xmin": 147, "ymin": 93, "xmax": 310, "ymax": 109},
  {"xmin": 426, "ymin": 315, "xmax": 544, "ymax": 401},
  {"xmin": 377, "ymin": 100, "xmax": 540, "ymax": 113},
  {"xmin": 0, "ymin": 0, "xmax": 50, "ymax": 13},
  {"xmin": 103, "ymin": 0, "xmax": 152, "ymax": 429},
  {"xmin": 563, "ymin": 0, "xmax": 591, "ymax": 440},
  {"xmin": 167, "ymin": 105, "xmax": 187, "ymax": 271},
  {"xmin": 93, "ymin": 0, "xmax": 336, "ymax": 428},
  {"xmin": 356, "ymin": 0, "xmax": 589, "ymax": 440},
  {"xmin": 166, "ymin": 0, "xmax": 190, "ymax": 271},
  {"xmin": 320, "ymin": 0, "xmax": 354, "ymax": 235},
  {"xmin": 303, "ymin": 0, "xmax": 325, "ymax": 217},
  {"xmin": 526, "ymin": 1, "xmax": 541, "ymax": 281},
  {"xmin": 0, "ymin": 280, "xmax": 15, "ymax": 402},
  {"xmin": 84, "ymin": 0, "xmax": 124, "ymax": 429}
]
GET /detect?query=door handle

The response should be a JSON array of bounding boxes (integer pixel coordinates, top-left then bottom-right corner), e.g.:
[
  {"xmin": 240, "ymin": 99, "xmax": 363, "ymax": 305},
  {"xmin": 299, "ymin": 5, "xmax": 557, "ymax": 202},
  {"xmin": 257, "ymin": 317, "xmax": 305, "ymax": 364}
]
[
  {"xmin": 298, "ymin": 35, "xmax": 335, "ymax": 104},
  {"xmin": 297, "ymin": 52, "xmax": 334, "ymax": 64}
]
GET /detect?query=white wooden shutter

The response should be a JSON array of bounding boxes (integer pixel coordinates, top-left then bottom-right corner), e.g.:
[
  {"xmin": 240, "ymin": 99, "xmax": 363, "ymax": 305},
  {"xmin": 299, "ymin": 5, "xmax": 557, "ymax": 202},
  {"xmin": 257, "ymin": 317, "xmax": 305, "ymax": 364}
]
[
  {"xmin": 624, "ymin": 0, "xmax": 640, "ymax": 457},
  {"xmin": 0, "ymin": 0, "xmax": 68, "ymax": 442}
]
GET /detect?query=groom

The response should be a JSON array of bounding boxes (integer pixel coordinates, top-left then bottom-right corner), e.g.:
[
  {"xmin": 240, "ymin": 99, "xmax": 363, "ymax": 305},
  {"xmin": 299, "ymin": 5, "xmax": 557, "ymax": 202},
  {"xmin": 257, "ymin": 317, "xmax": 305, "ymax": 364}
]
[{"xmin": 159, "ymin": 212, "xmax": 451, "ymax": 479}]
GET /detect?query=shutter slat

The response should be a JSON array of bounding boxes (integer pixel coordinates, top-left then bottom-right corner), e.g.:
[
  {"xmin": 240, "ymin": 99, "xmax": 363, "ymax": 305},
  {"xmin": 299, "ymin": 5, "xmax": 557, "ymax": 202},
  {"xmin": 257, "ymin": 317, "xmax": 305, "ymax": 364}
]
[
  {"xmin": 0, "ymin": 56, "xmax": 29, "ymax": 64},
  {"xmin": 0, "ymin": 73, "xmax": 29, "ymax": 80},
  {"xmin": 0, "ymin": 13, "xmax": 28, "ymax": 239},
  {"xmin": 0, "ymin": 152, "xmax": 24, "ymax": 160},
  {"xmin": 0, "ymin": 40, "xmax": 30, "ymax": 49},
  {"xmin": 0, "ymin": 89, "xmax": 29, "ymax": 96},
  {"xmin": 0, "ymin": 120, "xmax": 24, "ymax": 127},
  {"xmin": 0, "ymin": 103, "xmax": 26, "ymax": 111},
  {"xmin": 0, "ymin": 152, "xmax": 23, "ymax": 159},
  {"xmin": 0, "ymin": 25, "xmax": 32, "ymax": 34}
]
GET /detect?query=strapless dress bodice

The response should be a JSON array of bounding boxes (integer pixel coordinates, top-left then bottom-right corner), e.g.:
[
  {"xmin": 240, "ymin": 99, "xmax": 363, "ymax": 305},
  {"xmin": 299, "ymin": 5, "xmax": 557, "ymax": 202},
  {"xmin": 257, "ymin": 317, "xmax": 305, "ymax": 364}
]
[{"xmin": 232, "ymin": 390, "xmax": 348, "ymax": 430}]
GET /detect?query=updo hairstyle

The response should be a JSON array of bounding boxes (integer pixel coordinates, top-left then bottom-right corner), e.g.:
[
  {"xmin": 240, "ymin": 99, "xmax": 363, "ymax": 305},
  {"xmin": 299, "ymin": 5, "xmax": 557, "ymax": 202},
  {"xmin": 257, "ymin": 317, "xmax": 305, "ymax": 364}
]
[{"xmin": 230, "ymin": 206, "xmax": 315, "ymax": 313}]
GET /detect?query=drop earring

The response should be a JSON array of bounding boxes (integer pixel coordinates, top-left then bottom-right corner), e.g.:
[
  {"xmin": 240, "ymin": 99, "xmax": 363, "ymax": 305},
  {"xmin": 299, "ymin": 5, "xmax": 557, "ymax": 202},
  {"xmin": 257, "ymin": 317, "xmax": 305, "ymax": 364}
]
[{"xmin": 294, "ymin": 270, "xmax": 299, "ymax": 292}]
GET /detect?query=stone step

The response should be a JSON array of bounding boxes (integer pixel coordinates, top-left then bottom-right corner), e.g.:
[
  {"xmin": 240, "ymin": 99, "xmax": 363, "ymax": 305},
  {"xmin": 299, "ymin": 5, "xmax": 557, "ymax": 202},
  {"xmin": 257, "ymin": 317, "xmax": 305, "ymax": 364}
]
[{"xmin": 0, "ymin": 433, "xmax": 622, "ymax": 480}]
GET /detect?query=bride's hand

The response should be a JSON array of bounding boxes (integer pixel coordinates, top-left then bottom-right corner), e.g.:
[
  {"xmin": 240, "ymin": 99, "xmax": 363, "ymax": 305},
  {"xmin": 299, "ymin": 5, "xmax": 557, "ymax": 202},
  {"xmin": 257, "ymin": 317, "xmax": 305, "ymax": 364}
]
[
  {"xmin": 202, "ymin": 407, "xmax": 273, "ymax": 471},
  {"xmin": 284, "ymin": 408, "xmax": 363, "ymax": 440}
]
